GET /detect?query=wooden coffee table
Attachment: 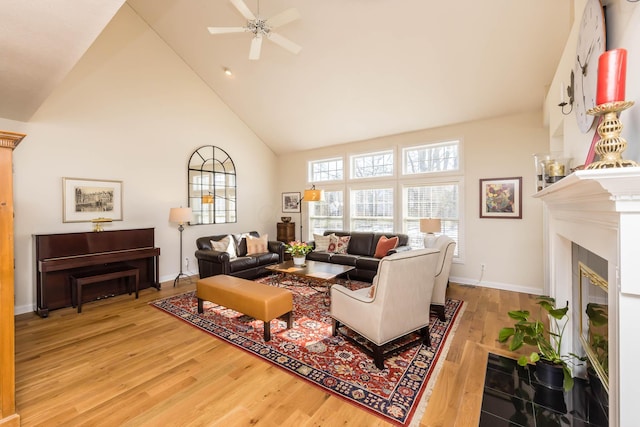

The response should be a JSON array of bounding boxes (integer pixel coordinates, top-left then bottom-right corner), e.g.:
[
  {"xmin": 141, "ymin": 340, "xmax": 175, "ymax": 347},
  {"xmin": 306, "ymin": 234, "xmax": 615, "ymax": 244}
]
[{"xmin": 266, "ymin": 260, "xmax": 355, "ymax": 302}]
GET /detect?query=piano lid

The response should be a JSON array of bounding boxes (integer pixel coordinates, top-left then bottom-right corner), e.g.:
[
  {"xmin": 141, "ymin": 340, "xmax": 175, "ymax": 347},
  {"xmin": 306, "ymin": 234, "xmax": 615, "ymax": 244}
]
[{"xmin": 34, "ymin": 228, "xmax": 156, "ymax": 260}]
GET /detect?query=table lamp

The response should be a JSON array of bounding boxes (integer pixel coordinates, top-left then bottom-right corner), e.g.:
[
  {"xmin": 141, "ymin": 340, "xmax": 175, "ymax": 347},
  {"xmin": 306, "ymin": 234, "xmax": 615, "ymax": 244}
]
[{"xmin": 420, "ymin": 218, "xmax": 441, "ymax": 248}]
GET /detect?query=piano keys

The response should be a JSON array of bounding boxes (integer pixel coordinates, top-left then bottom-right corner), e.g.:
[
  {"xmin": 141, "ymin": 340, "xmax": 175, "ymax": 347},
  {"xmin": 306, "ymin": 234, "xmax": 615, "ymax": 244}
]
[{"xmin": 34, "ymin": 228, "xmax": 161, "ymax": 317}]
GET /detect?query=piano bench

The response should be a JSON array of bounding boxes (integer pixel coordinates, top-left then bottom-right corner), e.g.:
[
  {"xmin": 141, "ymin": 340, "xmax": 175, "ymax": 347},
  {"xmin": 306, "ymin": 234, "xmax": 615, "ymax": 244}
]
[{"xmin": 70, "ymin": 264, "xmax": 139, "ymax": 313}]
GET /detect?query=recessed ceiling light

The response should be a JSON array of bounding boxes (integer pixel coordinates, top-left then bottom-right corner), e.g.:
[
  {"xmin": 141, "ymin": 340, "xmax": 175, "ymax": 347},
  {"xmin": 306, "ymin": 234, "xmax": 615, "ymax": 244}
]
[{"xmin": 223, "ymin": 67, "xmax": 233, "ymax": 77}]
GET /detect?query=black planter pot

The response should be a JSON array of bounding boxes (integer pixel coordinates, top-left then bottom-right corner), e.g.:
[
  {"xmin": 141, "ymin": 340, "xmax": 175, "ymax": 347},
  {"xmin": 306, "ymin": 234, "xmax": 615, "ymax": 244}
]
[{"xmin": 534, "ymin": 360, "xmax": 565, "ymax": 391}]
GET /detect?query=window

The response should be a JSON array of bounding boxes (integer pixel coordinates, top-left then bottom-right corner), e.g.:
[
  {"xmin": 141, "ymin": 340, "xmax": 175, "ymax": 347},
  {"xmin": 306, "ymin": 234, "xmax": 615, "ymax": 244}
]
[
  {"xmin": 350, "ymin": 150, "xmax": 393, "ymax": 179},
  {"xmin": 188, "ymin": 145, "xmax": 236, "ymax": 224},
  {"xmin": 309, "ymin": 158, "xmax": 343, "ymax": 182},
  {"xmin": 350, "ymin": 187, "xmax": 394, "ymax": 232},
  {"xmin": 403, "ymin": 141, "xmax": 459, "ymax": 175},
  {"xmin": 308, "ymin": 190, "xmax": 344, "ymax": 236},
  {"xmin": 305, "ymin": 140, "xmax": 463, "ymax": 259},
  {"xmin": 403, "ymin": 183, "xmax": 460, "ymax": 256}
]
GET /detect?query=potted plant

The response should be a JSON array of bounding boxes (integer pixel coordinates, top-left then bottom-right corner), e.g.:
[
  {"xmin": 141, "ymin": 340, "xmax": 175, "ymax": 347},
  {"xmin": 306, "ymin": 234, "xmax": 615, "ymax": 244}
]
[
  {"xmin": 285, "ymin": 241, "xmax": 313, "ymax": 266},
  {"xmin": 498, "ymin": 296, "xmax": 585, "ymax": 391}
]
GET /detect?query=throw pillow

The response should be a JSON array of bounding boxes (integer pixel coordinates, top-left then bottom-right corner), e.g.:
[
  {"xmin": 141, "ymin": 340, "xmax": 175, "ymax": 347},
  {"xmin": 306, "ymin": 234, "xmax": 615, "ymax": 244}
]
[
  {"xmin": 374, "ymin": 236, "xmax": 399, "ymax": 259},
  {"xmin": 210, "ymin": 236, "xmax": 237, "ymax": 259},
  {"xmin": 328, "ymin": 235, "xmax": 350, "ymax": 254},
  {"xmin": 246, "ymin": 234, "xmax": 269, "ymax": 255},
  {"xmin": 313, "ymin": 233, "xmax": 335, "ymax": 252},
  {"xmin": 234, "ymin": 233, "xmax": 249, "ymax": 257}
]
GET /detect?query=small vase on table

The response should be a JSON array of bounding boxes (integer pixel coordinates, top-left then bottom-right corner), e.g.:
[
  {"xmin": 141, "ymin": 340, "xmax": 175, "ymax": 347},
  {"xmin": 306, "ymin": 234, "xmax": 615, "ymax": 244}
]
[{"xmin": 293, "ymin": 256, "xmax": 306, "ymax": 266}]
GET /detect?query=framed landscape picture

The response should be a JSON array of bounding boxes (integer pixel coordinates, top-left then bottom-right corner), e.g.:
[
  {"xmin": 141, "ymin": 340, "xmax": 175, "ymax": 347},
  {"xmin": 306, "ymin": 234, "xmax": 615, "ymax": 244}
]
[
  {"xmin": 63, "ymin": 177, "xmax": 123, "ymax": 223},
  {"xmin": 479, "ymin": 177, "xmax": 522, "ymax": 219},
  {"xmin": 282, "ymin": 192, "xmax": 301, "ymax": 213}
]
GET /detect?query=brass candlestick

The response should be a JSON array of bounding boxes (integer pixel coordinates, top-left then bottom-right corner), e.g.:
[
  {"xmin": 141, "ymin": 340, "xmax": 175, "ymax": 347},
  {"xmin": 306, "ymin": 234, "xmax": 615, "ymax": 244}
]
[{"xmin": 586, "ymin": 101, "xmax": 638, "ymax": 169}]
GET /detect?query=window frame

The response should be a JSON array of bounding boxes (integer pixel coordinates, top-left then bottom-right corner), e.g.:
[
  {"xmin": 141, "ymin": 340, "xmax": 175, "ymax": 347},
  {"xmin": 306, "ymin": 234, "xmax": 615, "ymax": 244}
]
[
  {"xmin": 401, "ymin": 140, "xmax": 461, "ymax": 177},
  {"xmin": 348, "ymin": 183, "xmax": 395, "ymax": 233},
  {"xmin": 308, "ymin": 157, "xmax": 344, "ymax": 183},
  {"xmin": 307, "ymin": 185, "xmax": 345, "ymax": 237},
  {"xmin": 349, "ymin": 149, "xmax": 395, "ymax": 180},
  {"xmin": 303, "ymin": 138, "xmax": 464, "ymax": 261},
  {"xmin": 401, "ymin": 176, "xmax": 464, "ymax": 262}
]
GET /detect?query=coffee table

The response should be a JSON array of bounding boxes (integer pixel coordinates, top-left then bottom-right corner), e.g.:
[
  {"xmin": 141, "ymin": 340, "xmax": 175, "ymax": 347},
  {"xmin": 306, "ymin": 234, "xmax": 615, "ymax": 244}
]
[{"xmin": 265, "ymin": 260, "xmax": 355, "ymax": 303}]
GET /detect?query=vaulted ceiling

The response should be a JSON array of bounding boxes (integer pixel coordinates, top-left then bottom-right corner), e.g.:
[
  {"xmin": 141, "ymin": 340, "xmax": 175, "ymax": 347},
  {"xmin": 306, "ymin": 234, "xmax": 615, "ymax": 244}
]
[{"xmin": 1, "ymin": 0, "xmax": 571, "ymax": 154}]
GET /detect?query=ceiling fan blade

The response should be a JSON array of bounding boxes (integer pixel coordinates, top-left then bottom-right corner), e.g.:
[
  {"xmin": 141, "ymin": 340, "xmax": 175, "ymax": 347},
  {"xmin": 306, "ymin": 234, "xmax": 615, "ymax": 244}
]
[
  {"xmin": 207, "ymin": 26, "xmax": 246, "ymax": 34},
  {"xmin": 268, "ymin": 32, "xmax": 302, "ymax": 55},
  {"xmin": 267, "ymin": 8, "xmax": 300, "ymax": 28},
  {"xmin": 229, "ymin": 0, "xmax": 255, "ymax": 21},
  {"xmin": 249, "ymin": 35, "xmax": 263, "ymax": 60}
]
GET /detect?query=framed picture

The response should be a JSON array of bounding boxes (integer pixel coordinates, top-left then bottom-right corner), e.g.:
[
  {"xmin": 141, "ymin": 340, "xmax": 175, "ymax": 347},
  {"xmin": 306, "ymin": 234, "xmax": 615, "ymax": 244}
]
[
  {"xmin": 282, "ymin": 192, "xmax": 301, "ymax": 213},
  {"xmin": 63, "ymin": 177, "xmax": 123, "ymax": 223},
  {"xmin": 479, "ymin": 177, "xmax": 522, "ymax": 219}
]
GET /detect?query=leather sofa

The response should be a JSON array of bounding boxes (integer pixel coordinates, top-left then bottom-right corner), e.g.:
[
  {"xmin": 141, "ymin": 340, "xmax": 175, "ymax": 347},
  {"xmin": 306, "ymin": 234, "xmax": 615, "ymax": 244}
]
[
  {"xmin": 195, "ymin": 232, "xmax": 284, "ymax": 280},
  {"xmin": 306, "ymin": 230, "xmax": 412, "ymax": 282}
]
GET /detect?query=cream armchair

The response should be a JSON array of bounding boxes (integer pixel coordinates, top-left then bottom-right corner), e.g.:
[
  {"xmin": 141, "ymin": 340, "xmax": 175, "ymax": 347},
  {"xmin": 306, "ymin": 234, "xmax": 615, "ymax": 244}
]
[
  {"xmin": 427, "ymin": 235, "xmax": 456, "ymax": 321},
  {"xmin": 330, "ymin": 248, "xmax": 440, "ymax": 370}
]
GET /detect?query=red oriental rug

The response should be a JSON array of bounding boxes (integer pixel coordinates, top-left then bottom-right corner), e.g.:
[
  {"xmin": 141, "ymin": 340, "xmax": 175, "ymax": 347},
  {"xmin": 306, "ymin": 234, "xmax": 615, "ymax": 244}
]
[{"xmin": 150, "ymin": 276, "xmax": 464, "ymax": 426}]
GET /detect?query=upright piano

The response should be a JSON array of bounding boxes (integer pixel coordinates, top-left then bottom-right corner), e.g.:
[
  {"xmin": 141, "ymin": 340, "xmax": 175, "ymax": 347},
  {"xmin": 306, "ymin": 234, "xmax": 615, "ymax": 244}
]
[{"xmin": 34, "ymin": 228, "xmax": 161, "ymax": 317}]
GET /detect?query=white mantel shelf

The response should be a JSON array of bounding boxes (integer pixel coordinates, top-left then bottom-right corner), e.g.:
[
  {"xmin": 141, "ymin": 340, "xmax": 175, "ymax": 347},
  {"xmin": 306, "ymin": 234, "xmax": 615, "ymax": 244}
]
[
  {"xmin": 534, "ymin": 166, "xmax": 640, "ymax": 427},
  {"xmin": 534, "ymin": 167, "xmax": 640, "ymax": 205}
]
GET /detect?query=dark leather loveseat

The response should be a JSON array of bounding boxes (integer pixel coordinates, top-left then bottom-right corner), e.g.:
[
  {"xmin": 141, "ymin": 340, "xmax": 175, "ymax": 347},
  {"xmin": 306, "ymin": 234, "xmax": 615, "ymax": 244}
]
[
  {"xmin": 306, "ymin": 230, "xmax": 412, "ymax": 282},
  {"xmin": 195, "ymin": 232, "xmax": 284, "ymax": 279}
]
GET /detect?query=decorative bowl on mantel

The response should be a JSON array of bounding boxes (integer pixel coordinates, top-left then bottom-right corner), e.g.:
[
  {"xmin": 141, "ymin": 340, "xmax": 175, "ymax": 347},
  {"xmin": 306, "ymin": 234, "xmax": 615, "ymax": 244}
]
[{"xmin": 281, "ymin": 217, "xmax": 292, "ymax": 223}]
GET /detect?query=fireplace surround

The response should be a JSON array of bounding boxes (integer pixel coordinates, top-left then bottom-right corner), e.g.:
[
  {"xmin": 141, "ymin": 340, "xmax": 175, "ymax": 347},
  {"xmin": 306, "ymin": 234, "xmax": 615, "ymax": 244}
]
[{"xmin": 534, "ymin": 167, "xmax": 640, "ymax": 427}]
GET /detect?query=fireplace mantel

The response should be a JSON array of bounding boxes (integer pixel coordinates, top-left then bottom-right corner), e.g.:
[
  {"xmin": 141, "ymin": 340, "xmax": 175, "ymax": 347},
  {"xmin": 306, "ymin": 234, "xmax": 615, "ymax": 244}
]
[{"xmin": 534, "ymin": 167, "xmax": 640, "ymax": 427}]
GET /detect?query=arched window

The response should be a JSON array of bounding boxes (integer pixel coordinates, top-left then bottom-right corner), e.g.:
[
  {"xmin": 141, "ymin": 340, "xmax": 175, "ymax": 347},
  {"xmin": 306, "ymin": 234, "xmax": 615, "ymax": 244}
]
[{"xmin": 188, "ymin": 145, "xmax": 236, "ymax": 224}]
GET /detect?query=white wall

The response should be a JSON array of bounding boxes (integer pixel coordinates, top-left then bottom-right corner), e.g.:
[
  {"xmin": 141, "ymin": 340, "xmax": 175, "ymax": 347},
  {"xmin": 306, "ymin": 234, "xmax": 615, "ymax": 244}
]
[
  {"xmin": 9, "ymin": 5, "xmax": 278, "ymax": 314},
  {"xmin": 276, "ymin": 111, "xmax": 548, "ymax": 294}
]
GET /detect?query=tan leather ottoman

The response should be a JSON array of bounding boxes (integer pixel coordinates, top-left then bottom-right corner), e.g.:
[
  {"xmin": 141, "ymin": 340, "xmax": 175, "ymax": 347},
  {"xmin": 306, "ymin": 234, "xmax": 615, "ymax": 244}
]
[{"xmin": 196, "ymin": 274, "xmax": 293, "ymax": 341}]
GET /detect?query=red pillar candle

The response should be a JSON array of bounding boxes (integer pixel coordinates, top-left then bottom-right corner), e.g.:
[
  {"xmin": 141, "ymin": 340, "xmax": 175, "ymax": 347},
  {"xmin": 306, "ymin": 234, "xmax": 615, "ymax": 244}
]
[{"xmin": 596, "ymin": 48, "xmax": 627, "ymax": 105}]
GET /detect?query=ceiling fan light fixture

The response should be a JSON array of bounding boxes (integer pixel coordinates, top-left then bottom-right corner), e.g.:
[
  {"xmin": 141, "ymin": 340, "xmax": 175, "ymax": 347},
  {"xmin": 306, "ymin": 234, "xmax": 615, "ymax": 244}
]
[{"xmin": 207, "ymin": 0, "xmax": 301, "ymax": 61}]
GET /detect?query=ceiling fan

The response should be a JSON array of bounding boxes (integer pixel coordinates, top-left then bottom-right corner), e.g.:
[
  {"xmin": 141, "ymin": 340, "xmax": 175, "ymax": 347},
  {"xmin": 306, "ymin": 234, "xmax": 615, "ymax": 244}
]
[{"xmin": 207, "ymin": 0, "xmax": 301, "ymax": 60}]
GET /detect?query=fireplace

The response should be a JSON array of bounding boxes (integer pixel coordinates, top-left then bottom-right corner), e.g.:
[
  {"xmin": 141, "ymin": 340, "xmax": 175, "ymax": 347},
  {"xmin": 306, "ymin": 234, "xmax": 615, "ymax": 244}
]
[
  {"xmin": 573, "ymin": 244, "xmax": 609, "ymax": 396},
  {"xmin": 534, "ymin": 168, "xmax": 640, "ymax": 427}
]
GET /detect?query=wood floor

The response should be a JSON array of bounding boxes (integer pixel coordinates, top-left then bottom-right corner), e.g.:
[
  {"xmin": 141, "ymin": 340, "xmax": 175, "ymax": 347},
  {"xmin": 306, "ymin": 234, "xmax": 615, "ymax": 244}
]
[{"xmin": 14, "ymin": 279, "xmax": 540, "ymax": 426}]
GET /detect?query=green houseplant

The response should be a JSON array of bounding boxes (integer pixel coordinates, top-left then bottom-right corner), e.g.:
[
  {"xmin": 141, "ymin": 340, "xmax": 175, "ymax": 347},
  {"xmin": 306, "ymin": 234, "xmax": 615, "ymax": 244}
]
[
  {"xmin": 284, "ymin": 241, "xmax": 313, "ymax": 257},
  {"xmin": 498, "ymin": 296, "xmax": 584, "ymax": 391}
]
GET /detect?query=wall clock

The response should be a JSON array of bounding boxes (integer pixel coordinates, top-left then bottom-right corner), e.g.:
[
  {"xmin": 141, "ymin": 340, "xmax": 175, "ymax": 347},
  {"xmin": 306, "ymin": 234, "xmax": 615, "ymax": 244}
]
[{"xmin": 574, "ymin": 0, "xmax": 606, "ymax": 133}]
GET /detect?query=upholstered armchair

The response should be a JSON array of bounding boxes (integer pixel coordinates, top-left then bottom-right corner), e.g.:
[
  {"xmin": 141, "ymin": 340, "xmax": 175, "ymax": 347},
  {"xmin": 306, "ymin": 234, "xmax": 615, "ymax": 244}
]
[
  {"xmin": 330, "ymin": 248, "xmax": 440, "ymax": 370},
  {"xmin": 427, "ymin": 235, "xmax": 456, "ymax": 321}
]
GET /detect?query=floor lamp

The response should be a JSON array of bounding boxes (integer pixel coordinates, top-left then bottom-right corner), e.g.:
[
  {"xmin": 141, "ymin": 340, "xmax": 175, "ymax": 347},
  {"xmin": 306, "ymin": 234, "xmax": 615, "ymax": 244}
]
[
  {"xmin": 298, "ymin": 185, "xmax": 323, "ymax": 241},
  {"xmin": 169, "ymin": 207, "xmax": 192, "ymax": 287},
  {"xmin": 420, "ymin": 218, "xmax": 441, "ymax": 248}
]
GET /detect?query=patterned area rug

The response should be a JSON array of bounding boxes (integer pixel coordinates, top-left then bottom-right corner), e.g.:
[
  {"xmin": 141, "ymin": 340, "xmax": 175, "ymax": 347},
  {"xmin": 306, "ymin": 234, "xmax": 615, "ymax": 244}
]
[{"xmin": 150, "ymin": 276, "xmax": 464, "ymax": 426}]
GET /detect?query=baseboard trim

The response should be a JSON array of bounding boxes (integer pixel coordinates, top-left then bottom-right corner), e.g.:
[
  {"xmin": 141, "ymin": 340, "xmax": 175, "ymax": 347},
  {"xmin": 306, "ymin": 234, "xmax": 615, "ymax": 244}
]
[{"xmin": 450, "ymin": 275, "xmax": 543, "ymax": 296}]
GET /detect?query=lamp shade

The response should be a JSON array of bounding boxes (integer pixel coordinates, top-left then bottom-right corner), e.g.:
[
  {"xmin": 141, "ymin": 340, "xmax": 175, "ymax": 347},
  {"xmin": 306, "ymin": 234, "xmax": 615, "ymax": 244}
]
[
  {"xmin": 169, "ymin": 207, "xmax": 192, "ymax": 225},
  {"xmin": 201, "ymin": 194, "xmax": 214, "ymax": 204},
  {"xmin": 420, "ymin": 218, "xmax": 441, "ymax": 234},
  {"xmin": 303, "ymin": 189, "xmax": 323, "ymax": 202}
]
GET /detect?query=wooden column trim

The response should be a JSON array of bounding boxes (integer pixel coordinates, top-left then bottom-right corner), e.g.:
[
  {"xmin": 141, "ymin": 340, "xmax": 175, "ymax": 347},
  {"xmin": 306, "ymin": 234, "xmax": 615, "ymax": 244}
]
[
  {"xmin": 0, "ymin": 130, "xmax": 25, "ymax": 426},
  {"xmin": 0, "ymin": 131, "xmax": 24, "ymax": 150}
]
